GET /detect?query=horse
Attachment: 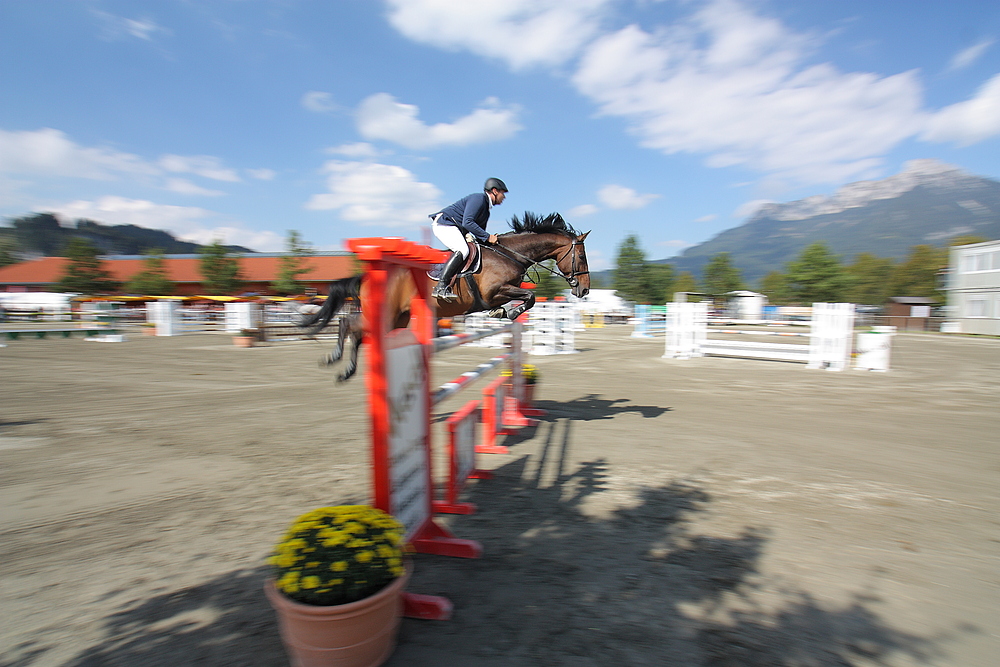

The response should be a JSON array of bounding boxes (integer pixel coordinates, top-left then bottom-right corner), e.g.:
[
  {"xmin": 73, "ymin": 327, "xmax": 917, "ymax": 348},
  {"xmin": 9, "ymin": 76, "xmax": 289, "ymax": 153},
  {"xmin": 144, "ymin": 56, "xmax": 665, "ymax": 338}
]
[{"xmin": 295, "ymin": 212, "xmax": 590, "ymax": 382}]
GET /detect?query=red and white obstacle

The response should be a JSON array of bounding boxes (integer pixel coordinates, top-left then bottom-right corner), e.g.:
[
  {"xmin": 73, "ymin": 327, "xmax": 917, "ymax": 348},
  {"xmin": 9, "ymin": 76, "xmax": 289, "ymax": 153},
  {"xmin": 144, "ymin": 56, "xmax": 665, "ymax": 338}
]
[{"xmin": 346, "ymin": 237, "xmax": 541, "ymax": 620}]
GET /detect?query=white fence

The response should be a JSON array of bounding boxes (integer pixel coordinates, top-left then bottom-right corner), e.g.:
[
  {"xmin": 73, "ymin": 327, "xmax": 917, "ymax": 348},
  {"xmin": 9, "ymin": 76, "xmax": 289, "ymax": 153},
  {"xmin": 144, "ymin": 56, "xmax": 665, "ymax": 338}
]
[{"xmin": 663, "ymin": 302, "xmax": 859, "ymax": 371}]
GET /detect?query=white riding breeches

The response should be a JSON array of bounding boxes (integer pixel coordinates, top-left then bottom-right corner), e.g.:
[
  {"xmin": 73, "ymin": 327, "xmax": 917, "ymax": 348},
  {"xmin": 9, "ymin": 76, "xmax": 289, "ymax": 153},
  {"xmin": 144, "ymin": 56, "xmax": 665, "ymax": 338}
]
[{"xmin": 432, "ymin": 216, "xmax": 470, "ymax": 258}]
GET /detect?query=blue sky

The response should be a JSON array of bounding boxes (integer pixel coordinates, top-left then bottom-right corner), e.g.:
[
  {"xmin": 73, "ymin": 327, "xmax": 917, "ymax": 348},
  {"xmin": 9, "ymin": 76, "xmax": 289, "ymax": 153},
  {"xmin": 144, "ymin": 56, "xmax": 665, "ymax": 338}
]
[{"xmin": 2, "ymin": 0, "xmax": 999, "ymax": 272}]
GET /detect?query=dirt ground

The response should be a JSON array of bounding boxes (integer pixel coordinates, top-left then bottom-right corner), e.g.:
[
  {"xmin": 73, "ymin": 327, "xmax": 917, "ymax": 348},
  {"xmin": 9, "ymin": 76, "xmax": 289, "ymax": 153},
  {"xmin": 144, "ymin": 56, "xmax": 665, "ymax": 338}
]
[{"xmin": 1, "ymin": 324, "xmax": 998, "ymax": 667}]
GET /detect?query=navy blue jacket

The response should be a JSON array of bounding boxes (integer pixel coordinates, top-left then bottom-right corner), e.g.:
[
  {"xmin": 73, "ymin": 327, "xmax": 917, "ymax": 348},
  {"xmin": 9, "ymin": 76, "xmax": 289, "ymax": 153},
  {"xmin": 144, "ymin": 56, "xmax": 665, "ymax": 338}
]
[{"xmin": 431, "ymin": 192, "xmax": 491, "ymax": 243}]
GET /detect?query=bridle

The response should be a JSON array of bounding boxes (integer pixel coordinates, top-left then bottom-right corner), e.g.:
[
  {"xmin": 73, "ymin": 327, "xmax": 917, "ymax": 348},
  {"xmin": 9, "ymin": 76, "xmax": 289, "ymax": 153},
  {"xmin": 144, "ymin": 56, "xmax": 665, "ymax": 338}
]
[{"xmin": 486, "ymin": 235, "xmax": 589, "ymax": 288}]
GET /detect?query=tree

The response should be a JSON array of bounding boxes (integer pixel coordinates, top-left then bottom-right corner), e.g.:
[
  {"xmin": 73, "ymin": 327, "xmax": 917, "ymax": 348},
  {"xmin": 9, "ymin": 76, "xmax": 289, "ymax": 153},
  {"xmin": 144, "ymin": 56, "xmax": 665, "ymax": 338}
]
[
  {"xmin": 703, "ymin": 252, "xmax": 744, "ymax": 295},
  {"xmin": 199, "ymin": 240, "xmax": 244, "ymax": 295},
  {"xmin": 784, "ymin": 242, "xmax": 850, "ymax": 303},
  {"xmin": 0, "ymin": 237, "xmax": 19, "ymax": 268},
  {"xmin": 646, "ymin": 263, "xmax": 675, "ymax": 305},
  {"xmin": 125, "ymin": 250, "xmax": 175, "ymax": 295},
  {"xmin": 949, "ymin": 235, "xmax": 989, "ymax": 247},
  {"xmin": 672, "ymin": 271, "xmax": 701, "ymax": 301},
  {"xmin": 12, "ymin": 213, "xmax": 64, "ymax": 256},
  {"xmin": 56, "ymin": 237, "xmax": 120, "ymax": 294},
  {"xmin": 845, "ymin": 252, "xmax": 895, "ymax": 305},
  {"xmin": 271, "ymin": 230, "xmax": 315, "ymax": 295},
  {"xmin": 758, "ymin": 270, "xmax": 792, "ymax": 305},
  {"xmin": 888, "ymin": 245, "xmax": 947, "ymax": 302},
  {"xmin": 613, "ymin": 235, "xmax": 648, "ymax": 303}
]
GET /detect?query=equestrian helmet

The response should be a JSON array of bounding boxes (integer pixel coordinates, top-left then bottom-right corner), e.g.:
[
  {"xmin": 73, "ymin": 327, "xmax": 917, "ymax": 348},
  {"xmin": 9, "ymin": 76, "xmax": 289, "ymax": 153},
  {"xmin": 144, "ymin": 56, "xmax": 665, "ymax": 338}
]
[{"xmin": 484, "ymin": 177, "xmax": 508, "ymax": 193}]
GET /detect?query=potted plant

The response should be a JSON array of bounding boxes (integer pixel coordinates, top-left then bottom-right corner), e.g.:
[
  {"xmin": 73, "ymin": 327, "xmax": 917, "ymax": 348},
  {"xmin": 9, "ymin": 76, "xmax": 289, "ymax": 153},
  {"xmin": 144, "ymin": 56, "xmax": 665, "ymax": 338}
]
[
  {"xmin": 264, "ymin": 505, "xmax": 410, "ymax": 667},
  {"xmin": 521, "ymin": 363, "xmax": 539, "ymax": 405},
  {"xmin": 233, "ymin": 328, "xmax": 257, "ymax": 347},
  {"xmin": 502, "ymin": 364, "xmax": 539, "ymax": 405},
  {"xmin": 140, "ymin": 322, "xmax": 157, "ymax": 336}
]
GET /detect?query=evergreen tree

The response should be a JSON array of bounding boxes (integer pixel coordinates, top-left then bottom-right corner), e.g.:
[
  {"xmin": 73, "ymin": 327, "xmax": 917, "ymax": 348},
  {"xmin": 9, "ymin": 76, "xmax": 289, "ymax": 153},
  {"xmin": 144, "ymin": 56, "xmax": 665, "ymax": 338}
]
[
  {"xmin": 845, "ymin": 252, "xmax": 895, "ymax": 305},
  {"xmin": 0, "ymin": 237, "xmax": 19, "ymax": 268},
  {"xmin": 271, "ymin": 230, "xmax": 315, "ymax": 295},
  {"xmin": 199, "ymin": 240, "xmax": 244, "ymax": 295},
  {"xmin": 12, "ymin": 212, "xmax": 64, "ymax": 256},
  {"xmin": 613, "ymin": 235, "xmax": 648, "ymax": 303},
  {"xmin": 784, "ymin": 242, "xmax": 850, "ymax": 303},
  {"xmin": 672, "ymin": 271, "xmax": 701, "ymax": 301},
  {"xmin": 125, "ymin": 250, "xmax": 175, "ymax": 295},
  {"xmin": 646, "ymin": 263, "xmax": 676, "ymax": 305},
  {"xmin": 758, "ymin": 270, "xmax": 791, "ymax": 305},
  {"xmin": 56, "ymin": 237, "xmax": 120, "ymax": 294},
  {"xmin": 703, "ymin": 252, "xmax": 744, "ymax": 295},
  {"xmin": 888, "ymin": 245, "xmax": 947, "ymax": 302}
]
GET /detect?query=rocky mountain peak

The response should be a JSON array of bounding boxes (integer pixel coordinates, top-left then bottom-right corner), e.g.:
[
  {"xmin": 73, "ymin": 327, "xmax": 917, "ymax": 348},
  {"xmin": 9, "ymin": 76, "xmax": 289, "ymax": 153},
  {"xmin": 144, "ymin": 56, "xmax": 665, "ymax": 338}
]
[{"xmin": 753, "ymin": 159, "xmax": 982, "ymax": 222}]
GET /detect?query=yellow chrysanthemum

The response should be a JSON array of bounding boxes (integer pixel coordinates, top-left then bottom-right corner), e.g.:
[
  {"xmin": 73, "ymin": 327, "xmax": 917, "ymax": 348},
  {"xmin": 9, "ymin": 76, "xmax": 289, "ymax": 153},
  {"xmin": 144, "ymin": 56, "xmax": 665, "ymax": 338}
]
[
  {"xmin": 330, "ymin": 561, "xmax": 349, "ymax": 572},
  {"xmin": 355, "ymin": 551, "xmax": 374, "ymax": 563},
  {"xmin": 301, "ymin": 576, "xmax": 321, "ymax": 589}
]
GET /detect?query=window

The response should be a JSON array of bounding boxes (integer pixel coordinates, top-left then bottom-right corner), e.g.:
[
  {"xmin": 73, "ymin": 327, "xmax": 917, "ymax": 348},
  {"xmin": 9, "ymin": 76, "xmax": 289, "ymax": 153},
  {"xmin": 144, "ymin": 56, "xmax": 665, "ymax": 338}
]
[{"xmin": 967, "ymin": 297, "xmax": 987, "ymax": 318}]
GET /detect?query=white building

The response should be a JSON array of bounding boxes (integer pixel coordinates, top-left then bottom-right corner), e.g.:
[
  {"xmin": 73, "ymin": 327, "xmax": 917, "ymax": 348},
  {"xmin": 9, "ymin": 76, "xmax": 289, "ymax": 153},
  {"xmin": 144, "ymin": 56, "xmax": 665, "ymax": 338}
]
[{"xmin": 946, "ymin": 239, "xmax": 1000, "ymax": 335}]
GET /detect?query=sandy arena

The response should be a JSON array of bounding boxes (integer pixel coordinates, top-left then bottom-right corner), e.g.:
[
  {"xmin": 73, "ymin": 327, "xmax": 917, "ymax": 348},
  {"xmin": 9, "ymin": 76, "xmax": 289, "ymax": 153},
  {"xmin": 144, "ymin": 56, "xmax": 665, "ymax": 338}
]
[{"xmin": 1, "ymin": 325, "xmax": 998, "ymax": 666}]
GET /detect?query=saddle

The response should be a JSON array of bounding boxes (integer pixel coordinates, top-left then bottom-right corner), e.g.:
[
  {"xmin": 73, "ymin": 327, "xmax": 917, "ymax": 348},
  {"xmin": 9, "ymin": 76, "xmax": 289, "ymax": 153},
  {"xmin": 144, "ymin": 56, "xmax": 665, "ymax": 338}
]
[{"xmin": 427, "ymin": 235, "xmax": 482, "ymax": 280}]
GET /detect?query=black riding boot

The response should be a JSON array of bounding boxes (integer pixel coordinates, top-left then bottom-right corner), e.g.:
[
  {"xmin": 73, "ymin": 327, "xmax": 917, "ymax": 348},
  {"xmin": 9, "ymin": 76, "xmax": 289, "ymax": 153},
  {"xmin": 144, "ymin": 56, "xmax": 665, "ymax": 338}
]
[{"xmin": 432, "ymin": 251, "xmax": 464, "ymax": 302}]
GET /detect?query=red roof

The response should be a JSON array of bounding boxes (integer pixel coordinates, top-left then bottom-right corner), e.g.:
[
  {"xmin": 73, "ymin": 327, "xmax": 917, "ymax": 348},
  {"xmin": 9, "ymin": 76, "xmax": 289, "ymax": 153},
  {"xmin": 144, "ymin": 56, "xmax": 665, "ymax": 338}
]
[{"xmin": 0, "ymin": 255, "xmax": 356, "ymax": 292}]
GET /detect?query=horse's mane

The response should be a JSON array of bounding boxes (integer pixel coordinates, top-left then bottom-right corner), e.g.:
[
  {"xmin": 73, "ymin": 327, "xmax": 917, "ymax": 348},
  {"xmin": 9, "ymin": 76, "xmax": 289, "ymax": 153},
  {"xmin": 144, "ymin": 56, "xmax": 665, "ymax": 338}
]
[{"xmin": 505, "ymin": 212, "xmax": 579, "ymax": 238}]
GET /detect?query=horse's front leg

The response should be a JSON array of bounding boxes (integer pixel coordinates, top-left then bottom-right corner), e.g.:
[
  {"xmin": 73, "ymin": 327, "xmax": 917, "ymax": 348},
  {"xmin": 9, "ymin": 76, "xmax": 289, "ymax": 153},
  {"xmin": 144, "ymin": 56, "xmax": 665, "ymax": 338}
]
[{"xmin": 488, "ymin": 285, "xmax": 536, "ymax": 320}]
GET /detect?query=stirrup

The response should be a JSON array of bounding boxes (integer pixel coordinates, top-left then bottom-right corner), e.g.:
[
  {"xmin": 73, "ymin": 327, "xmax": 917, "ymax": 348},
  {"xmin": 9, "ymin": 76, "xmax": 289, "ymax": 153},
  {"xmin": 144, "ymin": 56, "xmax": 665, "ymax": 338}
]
[{"xmin": 432, "ymin": 283, "xmax": 458, "ymax": 302}]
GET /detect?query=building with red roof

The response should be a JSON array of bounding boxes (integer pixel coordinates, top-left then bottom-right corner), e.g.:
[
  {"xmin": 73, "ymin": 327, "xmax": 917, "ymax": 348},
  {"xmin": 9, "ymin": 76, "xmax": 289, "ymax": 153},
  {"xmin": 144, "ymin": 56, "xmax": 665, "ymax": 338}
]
[{"xmin": 0, "ymin": 252, "xmax": 357, "ymax": 296}]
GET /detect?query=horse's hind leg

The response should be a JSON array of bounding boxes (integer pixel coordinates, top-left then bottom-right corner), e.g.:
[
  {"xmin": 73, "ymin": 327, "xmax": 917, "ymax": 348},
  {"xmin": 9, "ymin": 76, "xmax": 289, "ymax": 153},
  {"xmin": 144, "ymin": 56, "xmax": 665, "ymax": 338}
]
[
  {"xmin": 319, "ymin": 314, "xmax": 349, "ymax": 367},
  {"xmin": 336, "ymin": 330, "xmax": 362, "ymax": 382}
]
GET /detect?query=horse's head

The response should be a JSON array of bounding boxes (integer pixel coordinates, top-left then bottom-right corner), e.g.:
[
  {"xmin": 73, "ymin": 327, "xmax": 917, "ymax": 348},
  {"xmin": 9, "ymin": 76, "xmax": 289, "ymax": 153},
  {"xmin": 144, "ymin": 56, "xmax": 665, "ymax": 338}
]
[
  {"xmin": 555, "ymin": 230, "xmax": 591, "ymax": 299},
  {"xmin": 507, "ymin": 212, "xmax": 591, "ymax": 299}
]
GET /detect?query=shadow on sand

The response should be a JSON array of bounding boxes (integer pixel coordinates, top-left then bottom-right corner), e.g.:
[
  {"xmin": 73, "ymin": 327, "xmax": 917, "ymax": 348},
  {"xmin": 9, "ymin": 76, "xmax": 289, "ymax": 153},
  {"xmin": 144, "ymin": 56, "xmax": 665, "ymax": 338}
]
[{"xmin": 44, "ymin": 419, "xmax": 950, "ymax": 667}]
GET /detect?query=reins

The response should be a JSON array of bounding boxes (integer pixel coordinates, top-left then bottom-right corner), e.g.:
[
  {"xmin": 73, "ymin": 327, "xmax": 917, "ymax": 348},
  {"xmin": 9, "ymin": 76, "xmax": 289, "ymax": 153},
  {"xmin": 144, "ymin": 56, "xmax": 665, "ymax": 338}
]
[{"xmin": 485, "ymin": 237, "xmax": 589, "ymax": 288}]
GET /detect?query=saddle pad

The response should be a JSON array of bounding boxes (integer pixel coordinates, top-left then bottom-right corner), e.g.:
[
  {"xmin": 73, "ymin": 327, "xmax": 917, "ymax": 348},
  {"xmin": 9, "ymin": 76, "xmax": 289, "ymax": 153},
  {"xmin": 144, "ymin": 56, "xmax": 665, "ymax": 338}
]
[{"xmin": 428, "ymin": 240, "xmax": 481, "ymax": 279}]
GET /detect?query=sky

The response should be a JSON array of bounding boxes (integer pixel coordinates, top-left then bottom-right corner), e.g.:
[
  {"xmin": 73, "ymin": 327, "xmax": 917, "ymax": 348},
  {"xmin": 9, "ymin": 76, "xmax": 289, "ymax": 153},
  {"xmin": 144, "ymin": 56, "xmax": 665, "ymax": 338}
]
[{"xmin": 2, "ymin": 0, "xmax": 999, "ymax": 273}]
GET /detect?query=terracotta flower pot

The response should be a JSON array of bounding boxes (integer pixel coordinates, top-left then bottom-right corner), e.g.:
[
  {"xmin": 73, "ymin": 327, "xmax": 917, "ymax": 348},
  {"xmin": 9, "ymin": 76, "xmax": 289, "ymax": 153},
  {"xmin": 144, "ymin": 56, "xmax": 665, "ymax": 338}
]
[
  {"xmin": 233, "ymin": 336, "xmax": 254, "ymax": 348},
  {"xmin": 265, "ymin": 564, "xmax": 410, "ymax": 667},
  {"xmin": 523, "ymin": 382, "xmax": 535, "ymax": 406}
]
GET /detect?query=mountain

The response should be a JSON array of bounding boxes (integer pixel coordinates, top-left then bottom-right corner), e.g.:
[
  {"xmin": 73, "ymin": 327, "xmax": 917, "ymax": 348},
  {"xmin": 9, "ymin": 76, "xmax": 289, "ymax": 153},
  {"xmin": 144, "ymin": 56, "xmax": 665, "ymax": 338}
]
[
  {"xmin": 1, "ymin": 213, "xmax": 254, "ymax": 258},
  {"xmin": 661, "ymin": 159, "xmax": 1000, "ymax": 286}
]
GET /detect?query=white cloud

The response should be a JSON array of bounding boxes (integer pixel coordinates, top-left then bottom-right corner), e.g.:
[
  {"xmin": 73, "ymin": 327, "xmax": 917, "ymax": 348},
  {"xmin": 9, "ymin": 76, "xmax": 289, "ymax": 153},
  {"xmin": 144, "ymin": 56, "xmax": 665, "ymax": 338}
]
[
  {"xmin": 92, "ymin": 10, "xmax": 169, "ymax": 42},
  {"xmin": 246, "ymin": 168, "xmax": 276, "ymax": 180},
  {"xmin": 948, "ymin": 38, "xmax": 995, "ymax": 71},
  {"xmin": 301, "ymin": 91, "xmax": 341, "ymax": 113},
  {"xmin": 658, "ymin": 240, "xmax": 692, "ymax": 248},
  {"xmin": 326, "ymin": 142, "xmax": 383, "ymax": 158},
  {"xmin": 0, "ymin": 127, "xmax": 158, "ymax": 180},
  {"xmin": 694, "ymin": 214, "xmax": 717, "ymax": 223},
  {"xmin": 567, "ymin": 204, "xmax": 599, "ymax": 217},
  {"xmin": 597, "ymin": 184, "xmax": 660, "ymax": 209},
  {"xmin": 304, "ymin": 161, "xmax": 442, "ymax": 227},
  {"xmin": 922, "ymin": 73, "xmax": 1000, "ymax": 145},
  {"xmin": 51, "ymin": 196, "xmax": 282, "ymax": 251},
  {"xmin": 572, "ymin": 1, "xmax": 927, "ymax": 186},
  {"xmin": 384, "ymin": 0, "xmax": 1000, "ymax": 189},
  {"xmin": 0, "ymin": 128, "xmax": 252, "ymax": 199},
  {"xmin": 734, "ymin": 199, "xmax": 773, "ymax": 218},
  {"xmin": 384, "ymin": 0, "xmax": 613, "ymax": 70},
  {"xmin": 159, "ymin": 154, "xmax": 241, "ymax": 182},
  {"xmin": 356, "ymin": 93, "xmax": 522, "ymax": 149},
  {"xmin": 165, "ymin": 178, "xmax": 225, "ymax": 196}
]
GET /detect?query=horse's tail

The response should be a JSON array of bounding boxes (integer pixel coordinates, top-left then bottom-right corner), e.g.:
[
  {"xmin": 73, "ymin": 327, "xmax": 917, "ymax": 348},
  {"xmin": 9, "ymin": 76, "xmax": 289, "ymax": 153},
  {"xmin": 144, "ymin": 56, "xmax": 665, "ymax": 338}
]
[{"xmin": 294, "ymin": 276, "xmax": 362, "ymax": 335}]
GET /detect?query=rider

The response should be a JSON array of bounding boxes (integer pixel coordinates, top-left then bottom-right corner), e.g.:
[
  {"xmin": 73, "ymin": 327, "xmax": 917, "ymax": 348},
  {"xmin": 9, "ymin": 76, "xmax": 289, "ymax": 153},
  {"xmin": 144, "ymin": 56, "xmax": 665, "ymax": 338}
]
[{"xmin": 429, "ymin": 177, "xmax": 508, "ymax": 301}]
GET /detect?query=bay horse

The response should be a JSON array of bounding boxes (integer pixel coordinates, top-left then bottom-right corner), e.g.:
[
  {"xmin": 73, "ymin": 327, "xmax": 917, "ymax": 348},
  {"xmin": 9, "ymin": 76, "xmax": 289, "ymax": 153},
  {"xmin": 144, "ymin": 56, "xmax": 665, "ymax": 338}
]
[{"xmin": 295, "ymin": 212, "xmax": 591, "ymax": 382}]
